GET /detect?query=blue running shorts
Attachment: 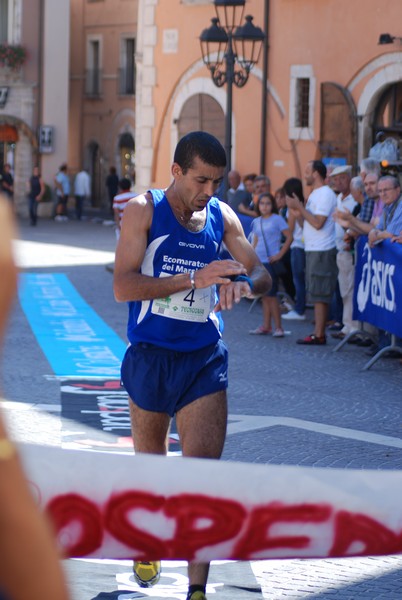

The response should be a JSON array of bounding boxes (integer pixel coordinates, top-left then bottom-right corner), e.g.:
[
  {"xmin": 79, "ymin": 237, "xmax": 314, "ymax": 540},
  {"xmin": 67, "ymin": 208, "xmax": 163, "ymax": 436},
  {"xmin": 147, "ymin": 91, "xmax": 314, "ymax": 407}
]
[{"xmin": 121, "ymin": 339, "xmax": 228, "ymax": 416}]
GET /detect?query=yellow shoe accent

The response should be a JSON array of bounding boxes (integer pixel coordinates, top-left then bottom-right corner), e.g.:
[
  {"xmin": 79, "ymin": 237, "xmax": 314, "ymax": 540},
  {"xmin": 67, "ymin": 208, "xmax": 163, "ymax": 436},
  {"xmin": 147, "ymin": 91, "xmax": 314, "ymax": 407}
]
[
  {"xmin": 133, "ymin": 560, "xmax": 161, "ymax": 588},
  {"xmin": 188, "ymin": 592, "xmax": 207, "ymax": 600}
]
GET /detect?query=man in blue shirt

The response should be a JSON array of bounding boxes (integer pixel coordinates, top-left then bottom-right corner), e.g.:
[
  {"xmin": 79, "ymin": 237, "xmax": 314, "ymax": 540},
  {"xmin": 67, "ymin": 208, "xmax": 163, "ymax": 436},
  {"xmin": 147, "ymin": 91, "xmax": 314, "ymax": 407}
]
[
  {"xmin": 54, "ymin": 164, "xmax": 70, "ymax": 221},
  {"xmin": 368, "ymin": 176, "xmax": 402, "ymax": 246}
]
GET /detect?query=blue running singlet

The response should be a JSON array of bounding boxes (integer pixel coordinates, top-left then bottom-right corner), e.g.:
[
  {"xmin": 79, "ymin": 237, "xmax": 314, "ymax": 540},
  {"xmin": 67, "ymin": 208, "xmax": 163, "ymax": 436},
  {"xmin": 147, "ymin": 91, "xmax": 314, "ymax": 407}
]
[{"xmin": 126, "ymin": 189, "xmax": 225, "ymax": 351}]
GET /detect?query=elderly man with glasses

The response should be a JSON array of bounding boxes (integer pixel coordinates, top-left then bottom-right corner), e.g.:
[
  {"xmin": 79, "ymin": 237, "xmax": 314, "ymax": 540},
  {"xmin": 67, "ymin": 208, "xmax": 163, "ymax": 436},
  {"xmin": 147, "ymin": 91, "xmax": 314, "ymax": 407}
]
[{"xmin": 368, "ymin": 176, "xmax": 402, "ymax": 247}]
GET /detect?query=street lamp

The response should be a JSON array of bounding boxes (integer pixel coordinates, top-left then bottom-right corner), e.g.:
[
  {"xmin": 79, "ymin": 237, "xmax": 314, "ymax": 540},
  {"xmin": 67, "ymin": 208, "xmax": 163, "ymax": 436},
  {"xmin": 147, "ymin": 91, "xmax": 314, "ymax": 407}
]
[{"xmin": 200, "ymin": 0, "xmax": 264, "ymax": 198}]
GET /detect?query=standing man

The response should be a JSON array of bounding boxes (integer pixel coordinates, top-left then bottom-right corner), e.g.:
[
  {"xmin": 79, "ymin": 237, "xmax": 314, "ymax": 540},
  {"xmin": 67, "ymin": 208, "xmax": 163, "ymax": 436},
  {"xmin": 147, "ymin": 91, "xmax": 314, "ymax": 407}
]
[
  {"xmin": 226, "ymin": 170, "xmax": 255, "ymax": 217},
  {"xmin": 0, "ymin": 164, "xmax": 14, "ymax": 203},
  {"xmin": 287, "ymin": 160, "xmax": 337, "ymax": 345},
  {"xmin": 334, "ymin": 172, "xmax": 381, "ymax": 236},
  {"xmin": 54, "ymin": 164, "xmax": 70, "ymax": 221},
  {"xmin": 73, "ymin": 168, "xmax": 91, "ymax": 221},
  {"xmin": 105, "ymin": 166, "xmax": 119, "ymax": 214},
  {"xmin": 27, "ymin": 166, "xmax": 45, "ymax": 226},
  {"xmin": 331, "ymin": 165, "xmax": 358, "ymax": 340},
  {"xmin": 113, "ymin": 131, "xmax": 270, "ymax": 600}
]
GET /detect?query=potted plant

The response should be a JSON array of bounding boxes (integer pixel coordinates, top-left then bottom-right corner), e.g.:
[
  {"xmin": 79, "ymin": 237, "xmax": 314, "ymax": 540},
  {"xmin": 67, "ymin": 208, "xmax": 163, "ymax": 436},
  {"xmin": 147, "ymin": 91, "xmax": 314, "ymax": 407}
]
[{"xmin": 0, "ymin": 44, "xmax": 27, "ymax": 71}]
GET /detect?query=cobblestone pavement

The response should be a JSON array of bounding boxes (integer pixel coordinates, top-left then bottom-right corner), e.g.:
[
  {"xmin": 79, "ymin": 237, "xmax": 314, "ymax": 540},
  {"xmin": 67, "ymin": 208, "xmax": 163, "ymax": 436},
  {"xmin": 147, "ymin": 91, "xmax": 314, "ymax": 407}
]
[{"xmin": 2, "ymin": 215, "xmax": 402, "ymax": 599}]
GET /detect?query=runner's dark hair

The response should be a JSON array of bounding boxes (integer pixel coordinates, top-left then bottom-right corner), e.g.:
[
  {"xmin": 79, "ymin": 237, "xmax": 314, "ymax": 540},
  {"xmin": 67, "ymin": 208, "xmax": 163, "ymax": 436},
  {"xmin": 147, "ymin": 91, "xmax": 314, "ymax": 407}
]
[{"xmin": 174, "ymin": 131, "xmax": 227, "ymax": 173}]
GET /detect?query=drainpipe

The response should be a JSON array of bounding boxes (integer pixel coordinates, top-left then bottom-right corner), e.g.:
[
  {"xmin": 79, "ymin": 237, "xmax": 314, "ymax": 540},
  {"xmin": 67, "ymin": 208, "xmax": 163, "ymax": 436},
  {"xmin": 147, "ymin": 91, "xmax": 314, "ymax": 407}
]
[
  {"xmin": 259, "ymin": 0, "xmax": 270, "ymax": 175},
  {"xmin": 37, "ymin": 0, "xmax": 44, "ymax": 169}
]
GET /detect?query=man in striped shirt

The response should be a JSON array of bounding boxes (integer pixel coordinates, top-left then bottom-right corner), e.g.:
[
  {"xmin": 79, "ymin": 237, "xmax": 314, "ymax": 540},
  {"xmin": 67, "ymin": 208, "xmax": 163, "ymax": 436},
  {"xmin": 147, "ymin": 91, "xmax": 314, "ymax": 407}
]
[{"xmin": 113, "ymin": 177, "xmax": 134, "ymax": 240}]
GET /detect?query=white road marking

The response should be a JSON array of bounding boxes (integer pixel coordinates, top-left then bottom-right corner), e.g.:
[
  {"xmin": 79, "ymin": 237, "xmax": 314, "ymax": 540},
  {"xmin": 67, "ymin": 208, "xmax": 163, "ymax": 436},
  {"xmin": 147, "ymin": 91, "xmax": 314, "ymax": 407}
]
[
  {"xmin": 13, "ymin": 239, "xmax": 115, "ymax": 268},
  {"xmin": 3, "ymin": 402, "xmax": 402, "ymax": 449},
  {"xmin": 227, "ymin": 414, "xmax": 402, "ymax": 449}
]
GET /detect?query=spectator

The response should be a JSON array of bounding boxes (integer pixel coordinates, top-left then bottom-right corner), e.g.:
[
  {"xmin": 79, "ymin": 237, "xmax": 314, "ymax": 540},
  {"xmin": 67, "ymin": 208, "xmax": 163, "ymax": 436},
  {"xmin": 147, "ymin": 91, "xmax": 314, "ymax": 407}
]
[
  {"xmin": 0, "ymin": 164, "xmax": 13, "ymax": 203},
  {"xmin": 333, "ymin": 172, "xmax": 381, "ymax": 236},
  {"xmin": 349, "ymin": 176, "xmax": 365, "ymax": 207},
  {"xmin": 330, "ymin": 165, "xmax": 358, "ymax": 340},
  {"xmin": 251, "ymin": 174, "xmax": 271, "ymax": 215},
  {"xmin": 243, "ymin": 173, "xmax": 257, "ymax": 195},
  {"xmin": 249, "ymin": 192, "xmax": 292, "ymax": 337},
  {"xmin": 113, "ymin": 178, "xmax": 134, "ymax": 240},
  {"xmin": 368, "ymin": 176, "xmax": 402, "ymax": 246},
  {"xmin": 27, "ymin": 166, "xmax": 45, "ymax": 226},
  {"xmin": 333, "ymin": 172, "xmax": 382, "ymax": 350},
  {"xmin": 105, "ymin": 167, "xmax": 119, "ymax": 214},
  {"xmin": 54, "ymin": 164, "xmax": 70, "ymax": 222},
  {"xmin": 73, "ymin": 168, "xmax": 91, "ymax": 221},
  {"xmin": 286, "ymin": 160, "xmax": 337, "ymax": 345},
  {"xmin": 282, "ymin": 177, "xmax": 306, "ymax": 321},
  {"xmin": 227, "ymin": 170, "xmax": 256, "ymax": 217},
  {"xmin": 366, "ymin": 176, "xmax": 402, "ymax": 357},
  {"xmin": 274, "ymin": 186, "xmax": 295, "ymax": 301},
  {"xmin": 253, "ymin": 174, "xmax": 271, "ymax": 196},
  {"xmin": 275, "ymin": 187, "xmax": 287, "ymax": 219}
]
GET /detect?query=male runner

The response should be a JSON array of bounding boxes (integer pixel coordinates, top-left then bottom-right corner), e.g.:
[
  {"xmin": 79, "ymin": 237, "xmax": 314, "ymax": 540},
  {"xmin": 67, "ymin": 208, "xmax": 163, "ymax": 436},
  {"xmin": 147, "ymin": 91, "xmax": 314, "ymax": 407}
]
[{"xmin": 113, "ymin": 131, "xmax": 271, "ymax": 600}]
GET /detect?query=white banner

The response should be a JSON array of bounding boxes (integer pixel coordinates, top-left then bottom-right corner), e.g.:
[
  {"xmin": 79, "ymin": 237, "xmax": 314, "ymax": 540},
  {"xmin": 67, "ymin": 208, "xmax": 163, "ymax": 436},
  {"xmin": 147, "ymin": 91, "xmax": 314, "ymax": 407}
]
[{"xmin": 20, "ymin": 444, "xmax": 402, "ymax": 561}]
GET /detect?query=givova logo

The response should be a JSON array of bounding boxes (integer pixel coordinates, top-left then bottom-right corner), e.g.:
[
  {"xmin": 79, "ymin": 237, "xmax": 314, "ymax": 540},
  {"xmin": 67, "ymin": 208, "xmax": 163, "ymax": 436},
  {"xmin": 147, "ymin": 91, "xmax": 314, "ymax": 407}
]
[{"xmin": 357, "ymin": 243, "xmax": 396, "ymax": 313}]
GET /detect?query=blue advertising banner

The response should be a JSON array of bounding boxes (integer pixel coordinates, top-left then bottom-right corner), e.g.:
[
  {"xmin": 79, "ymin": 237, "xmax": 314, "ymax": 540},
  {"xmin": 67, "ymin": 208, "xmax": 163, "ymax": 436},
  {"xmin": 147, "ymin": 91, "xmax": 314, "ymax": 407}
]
[{"xmin": 353, "ymin": 236, "xmax": 402, "ymax": 337}]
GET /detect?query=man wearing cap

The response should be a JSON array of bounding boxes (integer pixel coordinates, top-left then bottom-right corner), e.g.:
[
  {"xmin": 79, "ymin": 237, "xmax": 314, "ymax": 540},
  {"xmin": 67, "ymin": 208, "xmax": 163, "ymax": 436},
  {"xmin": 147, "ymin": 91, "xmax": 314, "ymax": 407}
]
[{"xmin": 331, "ymin": 166, "xmax": 358, "ymax": 339}]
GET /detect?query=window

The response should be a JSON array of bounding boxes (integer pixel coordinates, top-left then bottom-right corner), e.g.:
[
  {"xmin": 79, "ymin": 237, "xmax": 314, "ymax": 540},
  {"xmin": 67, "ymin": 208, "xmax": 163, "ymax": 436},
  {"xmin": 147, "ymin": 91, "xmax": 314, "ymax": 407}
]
[
  {"xmin": 0, "ymin": 0, "xmax": 8, "ymax": 43},
  {"xmin": 86, "ymin": 37, "xmax": 102, "ymax": 96},
  {"xmin": 119, "ymin": 37, "xmax": 136, "ymax": 95},
  {"xmin": 181, "ymin": 0, "xmax": 211, "ymax": 4},
  {"xmin": 296, "ymin": 78, "xmax": 310, "ymax": 128},
  {"xmin": 289, "ymin": 65, "xmax": 315, "ymax": 141}
]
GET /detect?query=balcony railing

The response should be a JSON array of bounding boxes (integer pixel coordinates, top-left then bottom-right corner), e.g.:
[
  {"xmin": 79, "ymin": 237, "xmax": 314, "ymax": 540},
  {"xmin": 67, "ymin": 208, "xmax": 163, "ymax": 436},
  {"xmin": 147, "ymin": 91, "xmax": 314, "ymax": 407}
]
[
  {"xmin": 118, "ymin": 67, "xmax": 136, "ymax": 96},
  {"xmin": 85, "ymin": 69, "xmax": 102, "ymax": 97}
]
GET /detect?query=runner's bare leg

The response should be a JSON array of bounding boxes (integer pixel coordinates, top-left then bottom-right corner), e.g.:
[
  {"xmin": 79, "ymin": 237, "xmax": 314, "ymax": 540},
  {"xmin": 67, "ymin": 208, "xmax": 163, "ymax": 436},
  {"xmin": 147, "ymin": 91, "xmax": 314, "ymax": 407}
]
[{"xmin": 176, "ymin": 390, "xmax": 228, "ymax": 588}]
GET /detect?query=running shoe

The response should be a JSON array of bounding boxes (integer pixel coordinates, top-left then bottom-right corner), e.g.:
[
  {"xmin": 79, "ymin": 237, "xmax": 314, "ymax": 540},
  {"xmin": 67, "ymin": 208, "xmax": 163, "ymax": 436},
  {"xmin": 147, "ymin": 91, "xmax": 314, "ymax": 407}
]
[
  {"xmin": 133, "ymin": 561, "xmax": 161, "ymax": 587},
  {"xmin": 282, "ymin": 310, "xmax": 306, "ymax": 320},
  {"xmin": 272, "ymin": 328, "xmax": 285, "ymax": 337},
  {"xmin": 187, "ymin": 592, "xmax": 207, "ymax": 600}
]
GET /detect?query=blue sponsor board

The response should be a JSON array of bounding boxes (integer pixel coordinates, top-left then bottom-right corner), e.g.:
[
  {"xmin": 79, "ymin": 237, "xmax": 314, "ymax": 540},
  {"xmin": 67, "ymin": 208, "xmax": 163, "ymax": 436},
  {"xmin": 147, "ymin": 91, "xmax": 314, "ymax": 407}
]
[
  {"xmin": 18, "ymin": 273, "xmax": 127, "ymax": 377},
  {"xmin": 353, "ymin": 237, "xmax": 401, "ymax": 337}
]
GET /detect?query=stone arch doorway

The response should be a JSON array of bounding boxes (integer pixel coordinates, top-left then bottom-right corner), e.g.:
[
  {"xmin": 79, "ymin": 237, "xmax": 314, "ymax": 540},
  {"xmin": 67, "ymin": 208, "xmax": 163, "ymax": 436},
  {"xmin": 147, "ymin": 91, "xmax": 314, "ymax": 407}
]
[
  {"xmin": 355, "ymin": 61, "xmax": 402, "ymax": 162},
  {"xmin": 0, "ymin": 124, "xmax": 18, "ymax": 171},
  {"xmin": 0, "ymin": 116, "xmax": 38, "ymax": 215},
  {"xmin": 373, "ymin": 81, "xmax": 402, "ymax": 153},
  {"xmin": 119, "ymin": 132, "xmax": 135, "ymax": 183},
  {"xmin": 176, "ymin": 94, "xmax": 225, "ymax": 147}
]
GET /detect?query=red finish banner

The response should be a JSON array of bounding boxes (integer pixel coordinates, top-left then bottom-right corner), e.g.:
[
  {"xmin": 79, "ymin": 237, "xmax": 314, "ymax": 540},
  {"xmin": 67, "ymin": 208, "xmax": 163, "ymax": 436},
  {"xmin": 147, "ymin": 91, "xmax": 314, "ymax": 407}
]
[{"xmin": 19, "ymin": 444, "xmax": 402, "ymax": 561}]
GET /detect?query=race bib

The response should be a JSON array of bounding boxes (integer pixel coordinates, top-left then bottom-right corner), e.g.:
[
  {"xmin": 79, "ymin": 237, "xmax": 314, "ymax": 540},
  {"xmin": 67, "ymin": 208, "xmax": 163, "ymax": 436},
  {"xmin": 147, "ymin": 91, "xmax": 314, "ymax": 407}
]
[{"xmin": 151, "ymin": 286, "xmax": 216, "ymax": 322}]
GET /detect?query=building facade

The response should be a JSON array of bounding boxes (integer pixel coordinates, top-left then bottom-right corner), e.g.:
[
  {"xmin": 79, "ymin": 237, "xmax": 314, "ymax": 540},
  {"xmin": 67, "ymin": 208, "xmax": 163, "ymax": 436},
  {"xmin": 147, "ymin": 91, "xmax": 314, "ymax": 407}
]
[
  {"xmin": 135, "ymin": 0, "xmax": 402, "ymax": 194},
  {"xmin": 0, "ymin": 0, "xmax": 70, "ymax": 216},
  {"xmin": 69, "ymin": 0, "xmax": 138, "ymax": 207},
  {"xmin": 0, "ymin": 0, "xmax": 138, "ymax": 215},
  {"xmin": 3, "ymin": 0, "xmax": 402, "ymax": 213}
]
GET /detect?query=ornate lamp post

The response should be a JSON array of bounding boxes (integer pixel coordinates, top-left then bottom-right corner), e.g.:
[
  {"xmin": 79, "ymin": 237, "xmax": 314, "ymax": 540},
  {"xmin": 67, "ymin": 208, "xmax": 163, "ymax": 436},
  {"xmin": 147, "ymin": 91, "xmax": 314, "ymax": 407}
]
[{"xmin": 200, "ymin": 0, "xmax": 264, "ymax": 197}]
